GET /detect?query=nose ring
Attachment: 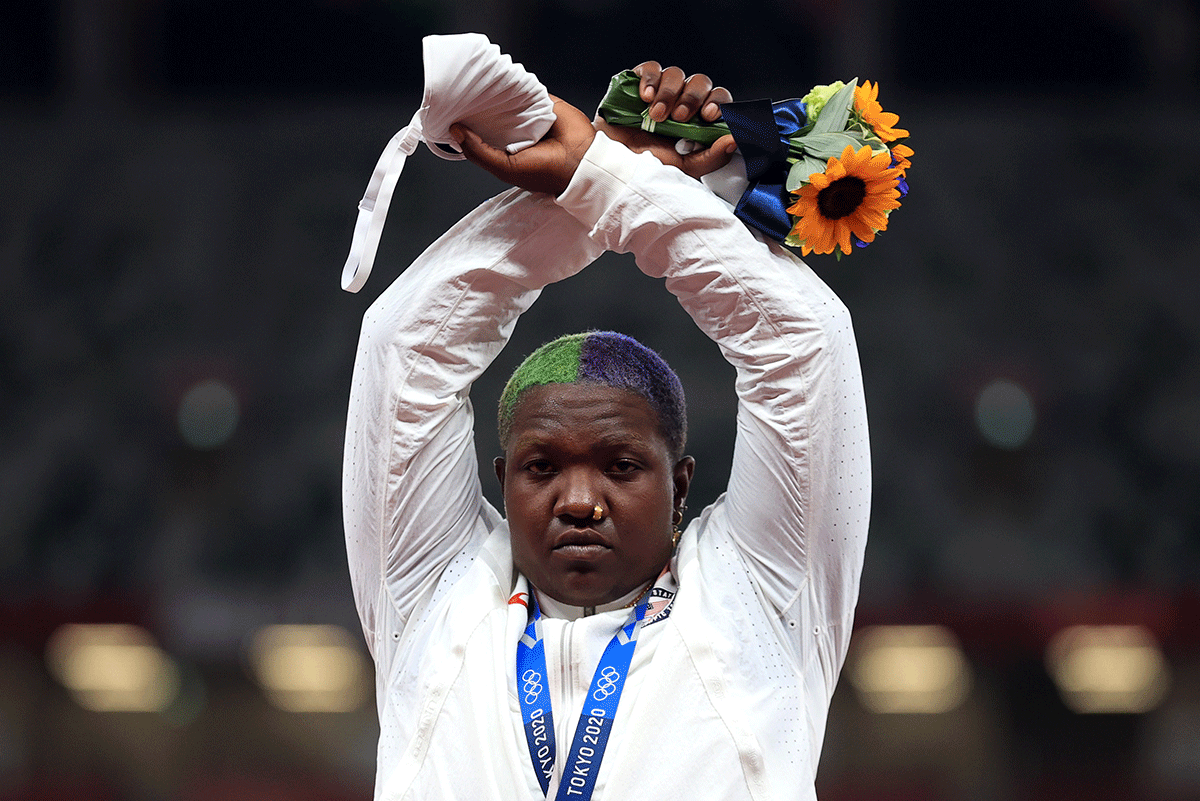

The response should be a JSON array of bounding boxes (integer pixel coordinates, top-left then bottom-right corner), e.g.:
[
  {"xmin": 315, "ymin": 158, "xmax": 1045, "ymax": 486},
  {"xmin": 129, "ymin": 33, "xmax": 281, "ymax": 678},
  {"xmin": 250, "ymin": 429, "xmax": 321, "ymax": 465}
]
[{"xmin": 592, "ymin": 504, "xmax": 604, "ymax": 521}]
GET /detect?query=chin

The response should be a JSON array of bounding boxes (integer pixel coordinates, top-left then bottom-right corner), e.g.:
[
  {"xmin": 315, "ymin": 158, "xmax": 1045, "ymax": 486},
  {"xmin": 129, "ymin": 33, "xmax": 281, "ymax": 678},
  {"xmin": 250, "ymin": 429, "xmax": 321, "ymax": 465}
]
[
  {"xmin": 545, "ymin": 585, "xmax": 609, "ymax": 608},
  {"xmin": 531, "ymin": 573, "xmax": 609, "ymax": 608},
  {"xmin": 554, "ymin": 572, "xmax": 654, "ymax": 609}
]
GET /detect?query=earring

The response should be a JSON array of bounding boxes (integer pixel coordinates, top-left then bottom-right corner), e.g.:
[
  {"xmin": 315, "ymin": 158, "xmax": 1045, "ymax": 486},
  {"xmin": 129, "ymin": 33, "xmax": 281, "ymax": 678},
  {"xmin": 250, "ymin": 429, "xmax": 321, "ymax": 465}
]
[
  {"xmin": 671, "ymin": 505, "xmax": 685, "ymax": 550},
  {"xmin": 592, "ymin": 504, "xmax": 604, "ymax": 521}
]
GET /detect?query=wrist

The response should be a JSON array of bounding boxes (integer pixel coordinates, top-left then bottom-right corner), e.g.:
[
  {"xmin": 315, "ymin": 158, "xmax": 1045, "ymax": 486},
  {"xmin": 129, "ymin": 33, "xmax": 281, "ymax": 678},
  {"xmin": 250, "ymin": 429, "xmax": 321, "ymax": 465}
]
[{"xmin": 556, "ymin": 131, "xmax": 643, "ymax": 225}]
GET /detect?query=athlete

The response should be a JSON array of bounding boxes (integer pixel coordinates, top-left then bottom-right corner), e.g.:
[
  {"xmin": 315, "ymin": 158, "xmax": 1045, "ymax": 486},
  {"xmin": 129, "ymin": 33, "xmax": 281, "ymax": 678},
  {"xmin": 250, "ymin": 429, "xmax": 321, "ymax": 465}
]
[{"xmin": 343, "ymin": 63, "xmax": 871, "ymax": 800}]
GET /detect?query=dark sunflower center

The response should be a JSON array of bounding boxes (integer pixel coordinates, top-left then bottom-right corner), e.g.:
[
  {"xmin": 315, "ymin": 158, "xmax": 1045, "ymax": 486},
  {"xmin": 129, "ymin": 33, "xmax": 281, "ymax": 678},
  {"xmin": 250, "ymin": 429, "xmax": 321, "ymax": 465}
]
[{"xmin": 816, "ymin": 176, "xmax": 867, "ymax": 220}]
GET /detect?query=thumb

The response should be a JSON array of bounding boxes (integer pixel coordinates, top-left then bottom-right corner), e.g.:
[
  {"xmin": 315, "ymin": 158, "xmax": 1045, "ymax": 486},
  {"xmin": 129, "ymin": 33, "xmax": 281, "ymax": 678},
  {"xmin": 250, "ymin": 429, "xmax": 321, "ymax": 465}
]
[
  {"xmin": 682, "ymin": 134, "xmax": 738, "ymax": 179},
  {"xmin": 451, "ymin": 123, "xmax": 513, "ymax": 175}
]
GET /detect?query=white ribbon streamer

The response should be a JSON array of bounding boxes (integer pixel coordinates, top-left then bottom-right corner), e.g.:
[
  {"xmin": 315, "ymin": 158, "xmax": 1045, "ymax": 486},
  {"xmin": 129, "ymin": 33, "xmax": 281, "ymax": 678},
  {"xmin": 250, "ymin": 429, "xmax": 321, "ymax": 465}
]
[{"xmin": 342, "ymin": 33, "xmax": 556, "ymax": 293}]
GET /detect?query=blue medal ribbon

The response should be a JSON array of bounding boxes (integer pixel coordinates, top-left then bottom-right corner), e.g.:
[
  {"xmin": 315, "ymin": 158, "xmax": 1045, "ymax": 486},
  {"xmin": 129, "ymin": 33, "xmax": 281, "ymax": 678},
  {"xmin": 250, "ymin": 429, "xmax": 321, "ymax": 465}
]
[{"xmin": 516, "ymin": 592, "xmax": 650, "ymax": 800}]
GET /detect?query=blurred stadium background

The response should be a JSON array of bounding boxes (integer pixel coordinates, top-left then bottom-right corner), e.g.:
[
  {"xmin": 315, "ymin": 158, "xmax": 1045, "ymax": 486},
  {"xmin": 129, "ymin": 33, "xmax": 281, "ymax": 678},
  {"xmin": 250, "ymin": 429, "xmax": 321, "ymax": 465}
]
[{"xmin": 2, "ymin": 0, "xmax": 1199, "ymax": 799}]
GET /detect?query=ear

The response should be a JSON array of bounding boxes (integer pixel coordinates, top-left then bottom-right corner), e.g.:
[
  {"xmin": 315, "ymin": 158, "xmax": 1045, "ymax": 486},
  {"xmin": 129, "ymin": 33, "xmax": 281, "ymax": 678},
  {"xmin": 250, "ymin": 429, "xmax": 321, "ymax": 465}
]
[
  {"xmin": 494, "ymin": 456, "xmax": 507, "ymax": 493},
  {"xmin": 672, "ymin": 456, "xmax": 695, "ymax": 512}
]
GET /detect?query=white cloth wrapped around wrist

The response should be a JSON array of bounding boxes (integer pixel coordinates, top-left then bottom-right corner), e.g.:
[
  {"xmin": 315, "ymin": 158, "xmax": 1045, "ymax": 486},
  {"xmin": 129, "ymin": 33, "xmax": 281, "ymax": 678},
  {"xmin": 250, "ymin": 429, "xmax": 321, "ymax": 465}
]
[{"xmin": 341, "ymin": 33, "xmax": 556, "ymax": 293}]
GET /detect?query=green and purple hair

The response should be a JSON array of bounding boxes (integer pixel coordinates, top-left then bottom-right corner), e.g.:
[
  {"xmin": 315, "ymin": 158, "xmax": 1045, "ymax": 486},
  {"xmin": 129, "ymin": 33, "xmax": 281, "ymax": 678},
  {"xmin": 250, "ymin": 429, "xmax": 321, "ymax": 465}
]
[{"xmin": 498, "ymin": 331, "xmax": 687, "ymax": 458}]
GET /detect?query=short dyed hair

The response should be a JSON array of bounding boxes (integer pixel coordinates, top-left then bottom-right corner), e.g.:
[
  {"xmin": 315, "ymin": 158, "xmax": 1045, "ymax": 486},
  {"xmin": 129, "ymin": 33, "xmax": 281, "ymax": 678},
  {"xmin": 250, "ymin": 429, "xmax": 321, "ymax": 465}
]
[{"xmin": 498, "ymin": 331, "xmax": 687, "ymax": 458}]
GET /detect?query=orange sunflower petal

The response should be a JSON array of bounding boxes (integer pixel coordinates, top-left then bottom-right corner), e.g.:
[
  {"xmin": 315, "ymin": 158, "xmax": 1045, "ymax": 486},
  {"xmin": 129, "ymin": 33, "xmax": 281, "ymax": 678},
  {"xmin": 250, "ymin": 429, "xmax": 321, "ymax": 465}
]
[
  {"xmin": 852, "ymin": 225, "xmax": 878, "ymax": 245},
  {"xmin": 854, "ymin": 80, "xmax": 909, "ymax": 143},
  {"xmin": 853, "ymin": 209, "xmax": 887, "ymax": 234},
  {"xmin": 800, "ymin": 216, "xmax": 834, "ymax": 255},
  {"xmin": 807, "ymin": 172, "xmax": 831, "ymax": 191},
  {"xmin": 834, "ymin": 220, "xmax": 853, "ymax": 255}
]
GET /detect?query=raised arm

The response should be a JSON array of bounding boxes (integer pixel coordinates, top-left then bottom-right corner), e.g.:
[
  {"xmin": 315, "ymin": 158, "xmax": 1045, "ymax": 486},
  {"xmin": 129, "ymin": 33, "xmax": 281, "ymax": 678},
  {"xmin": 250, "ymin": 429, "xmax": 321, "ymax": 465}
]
[
  {"xmin": 343, "ymin": 188, "xmax": 603, "ymax": 654},
  {"xmin": 564, "ymin": 134, "xmax": 869, "ymax": 629}
]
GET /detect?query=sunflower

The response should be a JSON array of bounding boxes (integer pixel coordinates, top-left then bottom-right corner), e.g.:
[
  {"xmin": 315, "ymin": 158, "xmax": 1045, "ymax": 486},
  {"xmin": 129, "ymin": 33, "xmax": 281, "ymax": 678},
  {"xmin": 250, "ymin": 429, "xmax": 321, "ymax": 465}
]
[
  {"xmin": 786, "ymin": 145, "xmax": 903, "ymax": 256},
  {"xmin": 854, "ymin": 80, "xmax": 909, "ymax": 143}
]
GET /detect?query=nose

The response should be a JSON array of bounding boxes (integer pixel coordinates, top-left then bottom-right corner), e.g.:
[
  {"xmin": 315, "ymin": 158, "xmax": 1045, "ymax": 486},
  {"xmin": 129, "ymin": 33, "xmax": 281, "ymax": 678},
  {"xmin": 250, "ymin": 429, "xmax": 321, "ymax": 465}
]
[{"xmin": 553, "ymin": 467, "xmax": 601, "ymax": 522}]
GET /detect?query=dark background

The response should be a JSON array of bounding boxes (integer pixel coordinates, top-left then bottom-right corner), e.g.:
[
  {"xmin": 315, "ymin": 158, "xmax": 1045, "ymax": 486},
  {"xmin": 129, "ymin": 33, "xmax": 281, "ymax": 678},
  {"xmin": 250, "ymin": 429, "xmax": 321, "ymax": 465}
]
[{"xmin": 2, "ymin": 1, "xmax": 1199, "ymax": 799}]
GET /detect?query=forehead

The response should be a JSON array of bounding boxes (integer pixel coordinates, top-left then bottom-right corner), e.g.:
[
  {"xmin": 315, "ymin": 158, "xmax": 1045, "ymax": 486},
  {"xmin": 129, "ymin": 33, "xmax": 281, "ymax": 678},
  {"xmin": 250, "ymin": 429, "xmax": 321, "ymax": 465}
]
[{"xmin": 507, "ymin": 383, "xmax": 667, "ymax": 452}]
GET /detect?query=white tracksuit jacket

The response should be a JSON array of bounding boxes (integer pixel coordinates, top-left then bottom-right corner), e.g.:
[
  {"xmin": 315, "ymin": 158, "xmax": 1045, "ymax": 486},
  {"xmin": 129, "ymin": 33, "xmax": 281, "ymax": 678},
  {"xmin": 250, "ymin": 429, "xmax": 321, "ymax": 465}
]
[{"xmin": 343, "ymin": 131, "xmax": 871, "ymax": 800}]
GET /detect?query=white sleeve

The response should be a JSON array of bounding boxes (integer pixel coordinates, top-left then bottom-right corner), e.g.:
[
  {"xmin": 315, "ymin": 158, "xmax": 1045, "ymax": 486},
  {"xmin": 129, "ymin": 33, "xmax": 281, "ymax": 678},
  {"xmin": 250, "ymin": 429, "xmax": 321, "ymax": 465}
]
[
  {"xmin": 555, "ymin": 133, "xmax": 871, "ymax": 625},
  {"xmin": 342, "ymin": 188, "xmax": 603, "ymax": 655}
]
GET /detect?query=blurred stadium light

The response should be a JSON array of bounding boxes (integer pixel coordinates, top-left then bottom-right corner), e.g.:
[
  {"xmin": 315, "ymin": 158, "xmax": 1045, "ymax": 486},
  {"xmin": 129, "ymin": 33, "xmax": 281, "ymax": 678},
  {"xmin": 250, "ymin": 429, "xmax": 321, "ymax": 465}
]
[
  {"xmin": 45, "ymin": 623, "xmax": 181, "ymax": 713},
  {"xmin": 1046, "ymin": 625, "xmax": 1170, "ymax": 714},
  {"xmin": 246, "ymin": 624, "xmax": 369, "ymax": 713},
  {"xmin": 974, "ymin": 378, "xmax": 1036, "ymax": 450},
  {"xmin": 177, "ymin": 378, "xmax": 241, "ymax": 450},
  {"xmin": 848, "ymin": 625, "xmax": 972, "ymax": 714}
]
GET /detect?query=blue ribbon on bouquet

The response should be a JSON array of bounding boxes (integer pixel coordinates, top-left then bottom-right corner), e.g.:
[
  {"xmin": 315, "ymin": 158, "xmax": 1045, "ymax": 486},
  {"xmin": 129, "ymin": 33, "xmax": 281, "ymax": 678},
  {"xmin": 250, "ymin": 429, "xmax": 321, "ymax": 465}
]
[{"xmin": 718, "ymin": 98, "xmax": 809, "ymax": 244}]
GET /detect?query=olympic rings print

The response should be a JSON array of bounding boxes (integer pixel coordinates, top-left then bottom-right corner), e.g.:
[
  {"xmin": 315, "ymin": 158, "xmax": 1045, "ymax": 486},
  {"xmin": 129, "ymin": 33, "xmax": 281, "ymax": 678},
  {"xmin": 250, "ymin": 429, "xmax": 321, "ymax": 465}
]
[
  {"xmin": 592, "ymin": 665, "xmax": 622, "ymax": 701},
  {"xmin": 522, "ymin": 669, "xmax": 544, "ymax": 705}
]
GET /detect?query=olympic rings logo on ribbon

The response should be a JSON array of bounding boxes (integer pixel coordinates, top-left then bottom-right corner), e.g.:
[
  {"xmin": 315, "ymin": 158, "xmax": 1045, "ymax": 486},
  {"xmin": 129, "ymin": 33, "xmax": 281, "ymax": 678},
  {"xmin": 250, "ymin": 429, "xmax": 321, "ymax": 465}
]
[
  {"xmin": 522, "ymin": 669, "xmax": 544, "ymax": 705},
  {"xmin": 592, "ymin": 665, "xmax": 622, "ymax": 701}
]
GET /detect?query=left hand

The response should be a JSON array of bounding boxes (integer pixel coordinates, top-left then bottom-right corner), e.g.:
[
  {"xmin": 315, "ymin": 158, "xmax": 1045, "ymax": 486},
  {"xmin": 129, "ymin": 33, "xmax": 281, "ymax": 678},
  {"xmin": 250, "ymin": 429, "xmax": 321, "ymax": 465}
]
[{"xmin": 450, "ymin": 96, "xmax": 596, "ymax": 196}]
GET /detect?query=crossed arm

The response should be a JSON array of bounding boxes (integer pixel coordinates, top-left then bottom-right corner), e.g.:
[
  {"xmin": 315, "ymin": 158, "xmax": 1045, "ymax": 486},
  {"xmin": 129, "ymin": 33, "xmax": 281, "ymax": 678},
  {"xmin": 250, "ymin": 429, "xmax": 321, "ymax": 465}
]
[
  {"xmin": 450, "ymin": 62, "xmax": 738, "ymax": 195},
  {"xmin": 448, "ymin": 62, "xmax": 870, "ymax": 634}
]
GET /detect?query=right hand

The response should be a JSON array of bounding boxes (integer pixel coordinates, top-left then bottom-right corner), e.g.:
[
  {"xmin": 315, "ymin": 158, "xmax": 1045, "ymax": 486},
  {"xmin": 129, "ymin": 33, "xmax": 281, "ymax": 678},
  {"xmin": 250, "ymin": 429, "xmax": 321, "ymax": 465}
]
[
  {"xmin": 633, "ymin": 61, "xmax": 732, "ymax": 124},
  {"xmin": 593, "ymin": 62, "xmax": 737, "ymax": 180}
]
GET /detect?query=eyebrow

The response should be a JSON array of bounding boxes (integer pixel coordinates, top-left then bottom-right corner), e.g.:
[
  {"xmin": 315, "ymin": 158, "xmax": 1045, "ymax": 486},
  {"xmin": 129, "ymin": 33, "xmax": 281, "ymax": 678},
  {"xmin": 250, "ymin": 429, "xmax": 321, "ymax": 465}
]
[{"xmin": 509, "ymin": 430, "xmax": 657, "ymax": 454}]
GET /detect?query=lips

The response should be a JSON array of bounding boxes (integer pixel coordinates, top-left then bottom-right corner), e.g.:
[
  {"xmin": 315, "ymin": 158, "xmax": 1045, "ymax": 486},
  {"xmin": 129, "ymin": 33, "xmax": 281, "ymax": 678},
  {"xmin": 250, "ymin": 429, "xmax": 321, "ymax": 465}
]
[{"xmin": 551, "ymin": 529, "xmax": 611, "ymax": 558}]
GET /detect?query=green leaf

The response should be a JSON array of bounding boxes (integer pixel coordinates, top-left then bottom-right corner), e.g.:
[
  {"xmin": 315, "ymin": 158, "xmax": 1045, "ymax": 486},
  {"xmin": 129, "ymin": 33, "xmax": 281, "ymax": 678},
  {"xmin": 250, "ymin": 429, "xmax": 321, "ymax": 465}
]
[
  {"xmin": 792, "ymin": 131, "xmax": 866, "ymax": 160},
  {"xmin": 786, "ymin": 155, "xmax": 829, "ymax": 192},
  {"xmin": 595, "ymin": 69, "xmax": 731, "ymax": 146},
  {"xmin": 810, "ymin": 78, "xmax": 858, "ymax": 135},
  {"xmin": 595, "ymin": 70, "xmax": 647, "ymax": 127},
  {"xmin": 640, "ymin": 115, "xmax": 731, "ymax": 145}
]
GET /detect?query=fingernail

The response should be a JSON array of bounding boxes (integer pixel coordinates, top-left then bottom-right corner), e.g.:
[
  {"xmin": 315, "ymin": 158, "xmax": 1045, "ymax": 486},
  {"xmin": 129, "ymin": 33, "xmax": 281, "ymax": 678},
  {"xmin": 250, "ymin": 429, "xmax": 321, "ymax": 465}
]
[
  {"xmin": 650, "ymin": 102, "xmax": 666, "ymax": 121},
  {"xmin": 672, "ymin": 104, "xmax": 692, "ymax": 121},
  {"xmin": 703, "ymin": 102, "xmax": 719, "ymax": 119}
]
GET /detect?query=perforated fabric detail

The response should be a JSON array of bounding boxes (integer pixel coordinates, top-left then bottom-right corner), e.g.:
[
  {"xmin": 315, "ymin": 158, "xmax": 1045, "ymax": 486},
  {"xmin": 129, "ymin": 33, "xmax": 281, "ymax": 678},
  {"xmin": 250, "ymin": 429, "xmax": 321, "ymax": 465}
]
[
  {"xmin": 409, "ymin": 540, "xmax": 481, "ymax": 636},
  {"xmin": 701, "ymin": 527, "xmax": 813, "ymax": 780}
]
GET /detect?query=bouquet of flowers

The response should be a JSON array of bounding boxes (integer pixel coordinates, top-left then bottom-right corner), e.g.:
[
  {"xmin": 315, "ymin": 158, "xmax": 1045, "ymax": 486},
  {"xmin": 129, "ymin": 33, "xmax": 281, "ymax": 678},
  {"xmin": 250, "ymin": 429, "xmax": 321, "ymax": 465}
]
[{"xmin": 597, "ymin": 71, "xmax": 912, "ymax": 258}]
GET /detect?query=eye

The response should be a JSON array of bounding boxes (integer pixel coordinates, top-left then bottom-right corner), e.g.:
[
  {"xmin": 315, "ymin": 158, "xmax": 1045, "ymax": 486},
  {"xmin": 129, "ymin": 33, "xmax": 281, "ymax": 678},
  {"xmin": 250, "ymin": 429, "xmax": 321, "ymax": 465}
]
[
  {"xmin": 523, "ymin": 459, "xmax": 555, "ymax": 475},
  {"xmin": 607, "ymin": 459, "xmax": 641, "ymax": 475}
]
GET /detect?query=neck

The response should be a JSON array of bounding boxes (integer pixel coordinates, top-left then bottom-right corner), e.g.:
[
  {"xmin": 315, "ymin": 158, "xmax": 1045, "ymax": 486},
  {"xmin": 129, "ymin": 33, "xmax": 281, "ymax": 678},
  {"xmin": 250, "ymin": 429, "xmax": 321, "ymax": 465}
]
[{"xmin": 534, "ymin": 582, "xmax": 649, "ymax": 621}]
